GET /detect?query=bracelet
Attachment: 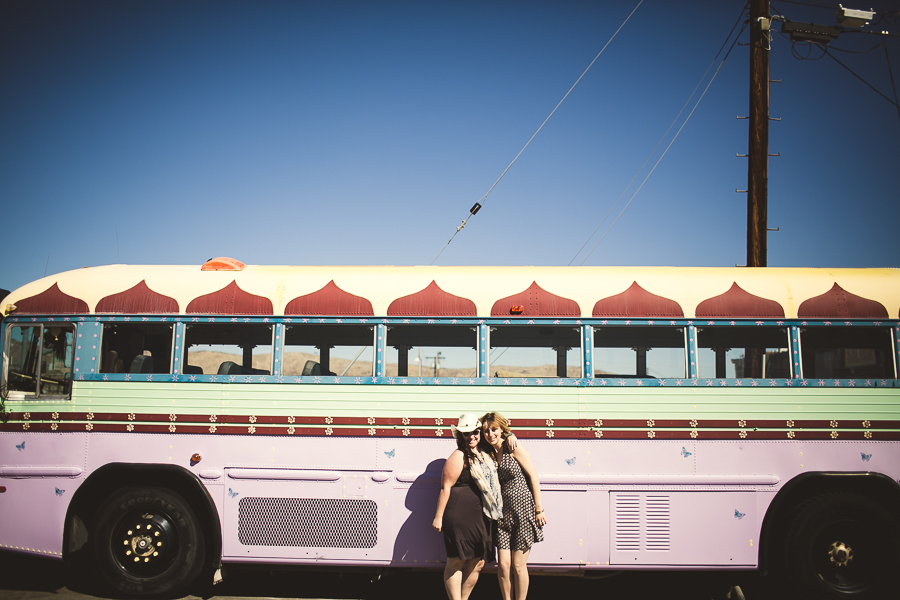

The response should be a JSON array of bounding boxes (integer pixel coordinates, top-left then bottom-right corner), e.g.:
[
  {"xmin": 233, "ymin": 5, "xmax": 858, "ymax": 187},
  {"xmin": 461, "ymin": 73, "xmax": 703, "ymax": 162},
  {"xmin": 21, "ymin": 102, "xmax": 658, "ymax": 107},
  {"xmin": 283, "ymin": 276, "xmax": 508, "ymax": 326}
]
[{"xmin": 535, "ymin": 509, "xmax": 544, "ymax": 514}]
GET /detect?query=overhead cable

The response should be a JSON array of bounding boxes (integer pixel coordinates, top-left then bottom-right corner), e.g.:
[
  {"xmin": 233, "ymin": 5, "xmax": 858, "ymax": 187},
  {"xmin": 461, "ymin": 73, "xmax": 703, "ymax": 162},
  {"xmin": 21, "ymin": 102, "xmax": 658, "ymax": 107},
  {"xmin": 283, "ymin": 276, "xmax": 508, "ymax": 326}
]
[
  {"xmin": 430, "ymin": 0, "xmax": 645, "ymax": 265},
  {"xmin": 572, "ymin": 5, "xmax": 749, "ymax": 265}
]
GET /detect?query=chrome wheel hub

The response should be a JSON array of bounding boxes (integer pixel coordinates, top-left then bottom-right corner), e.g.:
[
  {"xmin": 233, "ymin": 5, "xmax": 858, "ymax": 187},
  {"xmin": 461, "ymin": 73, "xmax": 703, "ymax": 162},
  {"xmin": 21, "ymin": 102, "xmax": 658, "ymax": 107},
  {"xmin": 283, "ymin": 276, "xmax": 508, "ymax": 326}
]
[{"xmin": 828, "ymin": 541, "xmax": 853, "ymax": 567}]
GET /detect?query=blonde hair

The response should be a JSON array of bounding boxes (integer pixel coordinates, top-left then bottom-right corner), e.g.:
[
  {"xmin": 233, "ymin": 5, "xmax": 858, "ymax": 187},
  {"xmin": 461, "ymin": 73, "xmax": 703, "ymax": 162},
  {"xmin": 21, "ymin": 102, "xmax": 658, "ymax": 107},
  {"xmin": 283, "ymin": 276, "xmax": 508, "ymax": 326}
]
[{"xmin": 480, "ymin": 412, "xmax": 512, "ymax": 444}]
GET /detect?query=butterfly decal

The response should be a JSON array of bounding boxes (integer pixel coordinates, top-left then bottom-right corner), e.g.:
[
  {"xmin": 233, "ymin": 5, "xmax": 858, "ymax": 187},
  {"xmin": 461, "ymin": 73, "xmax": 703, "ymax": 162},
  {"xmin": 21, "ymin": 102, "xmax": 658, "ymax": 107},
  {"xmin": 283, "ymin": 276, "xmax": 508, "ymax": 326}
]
[
  {"xmin": 680, "ymin": 446, "xmax": 692, "ymax": 458},
  {"xmin": 565, "ymin": 457, "xmax": 576, "ymax": 466},
  {"xmin": 16, "ymin": 441, "xmax": 25, "ymax": 451},
  {"xmin": 228, "ymin": 488, "xmax": 239, "ymax": 499},
  {"xmin": 55, "ymin": 488, "xmax": 65, "ymax": 497},
  {"xmin": 734, "ymin": 509, "xmax": 745, "ymax": 520},
  {"xmin": 384, "ymin": 449, "xmax": 395, "ymax": 458},
  {"xmin": 861, "ymin": 452, "xmax": 872, "ymax": 462}
]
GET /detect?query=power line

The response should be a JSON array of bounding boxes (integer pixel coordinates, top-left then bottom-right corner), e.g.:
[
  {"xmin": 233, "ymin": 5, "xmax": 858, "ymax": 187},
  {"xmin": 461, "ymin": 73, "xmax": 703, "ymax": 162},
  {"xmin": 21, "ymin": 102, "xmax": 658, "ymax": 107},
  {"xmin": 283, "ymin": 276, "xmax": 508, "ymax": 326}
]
[
  {"xmin": 885, "ymin": 42, "xmax": 900, "ymax": 124},
  {"xmin": 429, "ymin": 0, "xmax": 645, "ymax": 265},
  {"xmin": 571, "ymin": 5, "xmax": 750, "ymax": 265}
]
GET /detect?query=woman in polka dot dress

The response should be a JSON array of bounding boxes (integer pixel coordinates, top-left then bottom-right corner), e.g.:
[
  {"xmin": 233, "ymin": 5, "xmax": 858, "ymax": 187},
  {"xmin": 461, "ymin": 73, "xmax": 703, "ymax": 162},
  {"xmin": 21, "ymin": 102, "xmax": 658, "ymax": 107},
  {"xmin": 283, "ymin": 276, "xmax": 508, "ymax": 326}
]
[{"xmin": 481, "ymin": 412, "xmax": 546, "ymax": 600}]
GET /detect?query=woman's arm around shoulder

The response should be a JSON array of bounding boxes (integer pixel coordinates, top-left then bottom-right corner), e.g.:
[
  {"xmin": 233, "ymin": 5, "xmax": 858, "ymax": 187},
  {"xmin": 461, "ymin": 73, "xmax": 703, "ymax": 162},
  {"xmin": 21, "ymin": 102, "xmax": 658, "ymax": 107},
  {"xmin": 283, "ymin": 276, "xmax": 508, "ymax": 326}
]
[
  {"xmin": 509, "ymin": 444, "xmax": 547, "ymax": 526},
  {"xmin": 433, "ymin": 449, "xmax": 464, "ymax": 532}
]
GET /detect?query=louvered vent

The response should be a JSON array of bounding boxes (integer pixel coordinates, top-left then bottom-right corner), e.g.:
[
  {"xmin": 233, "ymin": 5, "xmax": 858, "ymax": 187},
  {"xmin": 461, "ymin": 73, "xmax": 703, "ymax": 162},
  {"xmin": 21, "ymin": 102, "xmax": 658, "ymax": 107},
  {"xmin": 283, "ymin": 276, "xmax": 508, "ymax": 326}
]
[
  {"xmin": 614, "ymin": 493, "xmax": 670, "ymax": 552},
  {"xmin": 614, "ymin": 494, "xmax": 641, "ymax": 551},
  {"xmin": 238, "ymin": 497, "xmax": 377, "ymax": 548},
  {"xmin": 645, "ymin": 494, "xmax": 671, "ymax": 551}
]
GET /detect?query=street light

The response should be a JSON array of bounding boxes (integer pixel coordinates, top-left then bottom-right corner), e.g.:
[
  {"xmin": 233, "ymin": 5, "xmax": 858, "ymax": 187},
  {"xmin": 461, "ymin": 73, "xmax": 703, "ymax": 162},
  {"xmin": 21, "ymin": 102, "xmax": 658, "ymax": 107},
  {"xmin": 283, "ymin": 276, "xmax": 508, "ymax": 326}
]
[{"xmin": 836, "ymin": 5, "xmax": 875, "ymax": 28}]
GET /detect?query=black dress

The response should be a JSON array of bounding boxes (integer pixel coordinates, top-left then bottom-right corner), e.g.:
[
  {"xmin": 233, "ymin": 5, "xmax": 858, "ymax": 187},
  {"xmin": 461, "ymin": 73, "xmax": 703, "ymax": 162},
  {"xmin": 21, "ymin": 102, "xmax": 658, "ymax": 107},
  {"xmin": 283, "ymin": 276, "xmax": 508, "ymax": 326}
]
[
  {"xmin": 442, "ymin": 466, "xmax": 494, "ymax": 561},
  {"xmin": 495, "ymin": 451, "xmax": 544, "ymax": 551}
]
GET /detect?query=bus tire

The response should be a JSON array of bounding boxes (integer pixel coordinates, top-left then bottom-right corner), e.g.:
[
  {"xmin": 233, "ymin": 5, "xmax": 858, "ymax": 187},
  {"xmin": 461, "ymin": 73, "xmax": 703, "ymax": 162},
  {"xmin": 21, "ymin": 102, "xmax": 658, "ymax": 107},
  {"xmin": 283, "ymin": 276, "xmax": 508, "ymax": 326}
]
[
  {"xmin": 784, "ymin": 492, "xmax": 899, "ymax": 599},
  {"xmin": 93, "ymin": 487, "xmax": 205, "ymax": 598}
]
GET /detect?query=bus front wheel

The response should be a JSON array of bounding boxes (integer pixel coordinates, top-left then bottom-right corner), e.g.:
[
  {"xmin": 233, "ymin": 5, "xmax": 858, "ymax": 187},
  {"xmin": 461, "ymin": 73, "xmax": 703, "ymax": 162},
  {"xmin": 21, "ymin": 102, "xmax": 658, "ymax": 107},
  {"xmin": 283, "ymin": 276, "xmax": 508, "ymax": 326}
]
[
  {"xmin": 784, "ymin": 492, "xmax": 899, "ymax": 599},
  {"xmin": 94, "ymin": 487, "xmax": 205, "ymax": 598}
]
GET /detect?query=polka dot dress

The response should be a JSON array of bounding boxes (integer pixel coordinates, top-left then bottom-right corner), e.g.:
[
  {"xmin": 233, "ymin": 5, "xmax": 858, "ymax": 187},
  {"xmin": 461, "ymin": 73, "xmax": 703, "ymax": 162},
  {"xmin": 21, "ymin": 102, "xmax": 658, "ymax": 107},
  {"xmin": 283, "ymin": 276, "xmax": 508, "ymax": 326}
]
[{"xmin": 495, "ymin": 451, "xmax": 544, "ymax": 551}]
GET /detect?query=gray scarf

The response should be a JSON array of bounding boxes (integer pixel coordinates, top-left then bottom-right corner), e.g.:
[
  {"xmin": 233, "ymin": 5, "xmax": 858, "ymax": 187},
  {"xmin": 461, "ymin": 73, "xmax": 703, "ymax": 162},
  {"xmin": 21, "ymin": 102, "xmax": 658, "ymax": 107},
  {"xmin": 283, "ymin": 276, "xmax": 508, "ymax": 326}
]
[{"xmin": 469, "ymin": 450, "xmax": 503, "ymax": 520}]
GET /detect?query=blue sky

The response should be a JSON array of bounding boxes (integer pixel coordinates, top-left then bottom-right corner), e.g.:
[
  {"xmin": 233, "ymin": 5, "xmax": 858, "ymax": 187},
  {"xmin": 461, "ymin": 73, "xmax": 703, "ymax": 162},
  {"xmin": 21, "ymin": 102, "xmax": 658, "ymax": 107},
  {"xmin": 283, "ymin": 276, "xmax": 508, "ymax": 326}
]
[{"xmin": 2, "ymin": 0, "xmax": 898, "ymax": 294}]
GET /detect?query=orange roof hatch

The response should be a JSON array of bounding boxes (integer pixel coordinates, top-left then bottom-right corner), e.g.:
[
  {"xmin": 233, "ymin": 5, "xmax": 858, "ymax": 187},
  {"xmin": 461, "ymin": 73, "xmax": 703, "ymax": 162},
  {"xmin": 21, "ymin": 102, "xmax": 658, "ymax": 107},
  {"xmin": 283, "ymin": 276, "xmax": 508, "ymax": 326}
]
[{"xmin": 201, "ymin": 257, "xmax": 246, "ymax": 271}]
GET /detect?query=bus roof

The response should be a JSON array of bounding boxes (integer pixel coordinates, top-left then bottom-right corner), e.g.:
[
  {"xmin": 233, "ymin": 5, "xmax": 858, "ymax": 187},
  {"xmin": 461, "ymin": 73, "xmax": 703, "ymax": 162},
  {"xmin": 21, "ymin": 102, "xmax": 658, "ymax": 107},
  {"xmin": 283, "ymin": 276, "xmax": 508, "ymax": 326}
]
[{"xmin": 3, "ymin": 261, "xmax": 899, "ymax": 320}]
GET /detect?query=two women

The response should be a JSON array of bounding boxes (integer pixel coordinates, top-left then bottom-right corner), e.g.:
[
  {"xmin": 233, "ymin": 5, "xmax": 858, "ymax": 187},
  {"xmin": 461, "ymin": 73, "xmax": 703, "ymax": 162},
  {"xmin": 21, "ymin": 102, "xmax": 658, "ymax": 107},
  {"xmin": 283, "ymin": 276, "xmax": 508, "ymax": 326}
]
[
  {"xmin": 432, "ymin": 414, "xmax": 503, "ymax": 600},
  {"xmin": 433, "ymin": 412, "xmax": 546, "ymax": 600},
  {"xmin": 481, "ymin": 412, "xmax": 546, "ymax": 600}
]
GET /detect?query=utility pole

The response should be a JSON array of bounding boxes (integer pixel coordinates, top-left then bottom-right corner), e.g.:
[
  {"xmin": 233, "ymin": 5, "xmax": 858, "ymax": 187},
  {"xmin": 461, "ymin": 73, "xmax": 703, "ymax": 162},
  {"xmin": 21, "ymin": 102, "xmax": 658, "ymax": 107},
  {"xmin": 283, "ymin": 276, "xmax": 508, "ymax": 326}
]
[{"xmin": 747, "ymin": 0, "xmax": 770, "ymax": 267}]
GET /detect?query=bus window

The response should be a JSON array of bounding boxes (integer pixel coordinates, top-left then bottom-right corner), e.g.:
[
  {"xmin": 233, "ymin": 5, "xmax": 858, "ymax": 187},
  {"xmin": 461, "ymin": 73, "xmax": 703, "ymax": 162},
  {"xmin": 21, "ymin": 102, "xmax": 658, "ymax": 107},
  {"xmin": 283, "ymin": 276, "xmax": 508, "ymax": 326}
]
[
  {"xmin": 593, "ymin": 326, "xmax": 685, "ymax": 379},
  {"xmin": 800, "ymin": 326, "xmax": 895, "ymax": 379},
  {"xmin": 490, "ymin": 326, "xmax": 581, "ymax": 378},
  {"xmin": 697, "ymin": 326, "xmax": 790, "ymax": 379},
  {"xmin": 183, "ymin": 323, "xmax": 273, "ymax": 375},
  {"xmin": 283, "ymin": 324, "xmax": 374, "ymax": 377},
  {"xmin": 100, "ymin": 323, "xmax": 173, "ymax": 374},
  {"xmin": 3, "ymin": 324, "xmax": 75, "ymax": 398},
  {"xmin": 385, "ymin": 325, "xmax": 478, "ymax": 377}
]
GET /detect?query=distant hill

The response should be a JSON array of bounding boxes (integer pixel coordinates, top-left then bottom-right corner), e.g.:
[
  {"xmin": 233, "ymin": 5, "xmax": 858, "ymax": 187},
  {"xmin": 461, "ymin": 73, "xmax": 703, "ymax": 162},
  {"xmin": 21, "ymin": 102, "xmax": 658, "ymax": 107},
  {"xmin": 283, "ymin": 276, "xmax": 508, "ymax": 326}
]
[{"xmin": 185, "ymin": 351, "xmax": 580, "ymax": 378}]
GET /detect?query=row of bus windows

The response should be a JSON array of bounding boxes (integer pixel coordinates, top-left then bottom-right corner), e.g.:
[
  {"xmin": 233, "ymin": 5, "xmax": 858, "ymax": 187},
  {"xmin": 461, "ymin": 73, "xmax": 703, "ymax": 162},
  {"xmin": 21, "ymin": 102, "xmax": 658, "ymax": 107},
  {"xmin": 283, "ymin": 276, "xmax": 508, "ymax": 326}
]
[{"xmin": 2, "ymin": 322, "xmax": 896, "ymax": 397}]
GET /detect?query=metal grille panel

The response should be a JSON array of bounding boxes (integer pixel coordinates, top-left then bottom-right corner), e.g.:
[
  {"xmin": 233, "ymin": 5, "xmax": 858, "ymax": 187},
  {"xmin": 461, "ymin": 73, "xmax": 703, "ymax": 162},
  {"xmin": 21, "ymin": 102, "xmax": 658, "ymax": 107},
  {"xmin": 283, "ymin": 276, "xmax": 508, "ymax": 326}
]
[
  {"xmin": 238, "ymin": 497, "xmax": 377, "ymax": 548},
  {"xmin": 613, "ymin": 493, "xmax": 670, "ymax": 552}
]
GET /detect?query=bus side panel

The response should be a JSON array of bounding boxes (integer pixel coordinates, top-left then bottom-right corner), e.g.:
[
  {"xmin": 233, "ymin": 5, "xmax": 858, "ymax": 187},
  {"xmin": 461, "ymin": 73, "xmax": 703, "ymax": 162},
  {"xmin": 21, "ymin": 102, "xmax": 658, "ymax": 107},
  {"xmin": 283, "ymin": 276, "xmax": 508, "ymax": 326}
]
[{"xmin": 0, "ymin": 432, "xmax": 87, "ymax": 557}]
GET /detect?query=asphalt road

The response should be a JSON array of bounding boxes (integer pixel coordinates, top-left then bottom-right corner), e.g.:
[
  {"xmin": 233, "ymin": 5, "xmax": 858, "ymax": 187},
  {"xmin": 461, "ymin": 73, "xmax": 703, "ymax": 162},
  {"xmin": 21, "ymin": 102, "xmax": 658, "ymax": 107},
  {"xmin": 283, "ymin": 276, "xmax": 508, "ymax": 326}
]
[{"xmin": 0, "ymin": 551, "xmax": 776, "ymax": 600}]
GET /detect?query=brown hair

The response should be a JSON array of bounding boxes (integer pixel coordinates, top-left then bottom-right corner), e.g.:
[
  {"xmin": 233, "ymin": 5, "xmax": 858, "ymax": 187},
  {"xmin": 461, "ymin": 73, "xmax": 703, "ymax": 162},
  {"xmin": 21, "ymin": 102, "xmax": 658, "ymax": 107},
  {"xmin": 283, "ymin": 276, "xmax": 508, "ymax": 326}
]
[
  {"xmin": 480, "ymin": 412, "xmax": 512, "ymax": 453},
  {"xmin": 455, "ymin": 428, "xmax": 480, "ymax": 467}
]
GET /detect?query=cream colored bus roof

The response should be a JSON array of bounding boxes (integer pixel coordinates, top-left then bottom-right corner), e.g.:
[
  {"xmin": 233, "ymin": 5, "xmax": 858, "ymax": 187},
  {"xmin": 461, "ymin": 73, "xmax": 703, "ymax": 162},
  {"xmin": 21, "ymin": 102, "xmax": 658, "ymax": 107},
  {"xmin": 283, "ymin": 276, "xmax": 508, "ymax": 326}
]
[{"xmin": 3, "ymin": 262, "xmax": 899, "ymax": 320}]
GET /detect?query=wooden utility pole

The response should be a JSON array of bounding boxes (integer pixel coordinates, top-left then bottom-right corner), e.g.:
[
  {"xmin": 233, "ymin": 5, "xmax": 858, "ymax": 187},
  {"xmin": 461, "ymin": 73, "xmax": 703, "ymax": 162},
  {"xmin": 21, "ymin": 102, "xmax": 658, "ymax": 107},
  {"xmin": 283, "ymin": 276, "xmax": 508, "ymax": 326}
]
[{"xmin": 747, "ymin": 0, "xmax": 770, "ymax": 267}]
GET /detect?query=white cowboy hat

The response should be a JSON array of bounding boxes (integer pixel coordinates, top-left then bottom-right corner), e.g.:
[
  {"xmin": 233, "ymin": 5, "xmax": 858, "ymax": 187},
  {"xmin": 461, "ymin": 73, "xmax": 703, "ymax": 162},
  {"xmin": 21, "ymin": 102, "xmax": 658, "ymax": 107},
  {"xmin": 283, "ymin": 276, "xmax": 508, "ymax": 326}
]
[{"xmin": 450, "ymin": 413, "xmax": 482, "ymax": 438}]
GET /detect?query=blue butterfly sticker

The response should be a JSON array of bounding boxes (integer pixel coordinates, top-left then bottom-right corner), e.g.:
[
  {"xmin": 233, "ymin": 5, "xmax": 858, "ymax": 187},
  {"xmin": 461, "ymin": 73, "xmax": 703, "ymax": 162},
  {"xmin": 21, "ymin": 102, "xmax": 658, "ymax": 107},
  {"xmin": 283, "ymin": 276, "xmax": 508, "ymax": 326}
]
[
  {"xmin": 861, "ymin": 452, "xmax": 872, "ymax": 462},
  {"xmin": 565, "ymin": 457, "xmax": 576, "ymax": 466},
  {"xmin": 55, "ymin": 488, "xmax": 65, "ymax": 497},
  {"xmin": 228, "ymin": 488, "xmax": 239, "ymax": 499},
  {"xmin": 384, "ymin": 449, "xmax": 395, "ymax": 458},
  {"xmin": 734, "ymin": 509, "xmax": 745, "ymax": 520},
  {"xmin": 681, "ymin": 446, "xmax": 692, "ymax": 458},
  {"xmin": 16, "ymin": 441, "xmax": 25, "ymax": 451}
]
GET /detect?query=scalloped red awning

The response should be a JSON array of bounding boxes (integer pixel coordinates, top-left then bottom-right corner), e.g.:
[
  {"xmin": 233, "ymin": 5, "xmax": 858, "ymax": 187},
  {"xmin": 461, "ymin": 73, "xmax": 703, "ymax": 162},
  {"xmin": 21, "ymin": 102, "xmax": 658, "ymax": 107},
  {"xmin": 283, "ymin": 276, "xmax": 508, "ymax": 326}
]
[
  {"xmin": 285, "ymin": 280, "xmax": 374, "ymax": 316},
  {"xmin": 11, "ymin": 283, "xmax": 89, "ymax": 315},
  {"xmin": 186, "ymin": 280, "xmax": 273, "ymax": 315},
  {"xmin": 491, "ymin": 281, "xmax": 580, "ymax": 317},
  {"xmin": 798, "ymin": 283, "xmax": 888, "ymax": 319},
  {"xmin": 593, "ymin": 281, "xmax": 684, "ymax": 318},
  {"xmin": 387, "ymin": 281, "xmax": 476, "ymax": 316},
  {"xmin": 95, "ymin": 280, "xmax": 179, "ymax": 314},
  {"xmin": 695, "ymin": 282, "xmax": 784, "ymax": 318}
]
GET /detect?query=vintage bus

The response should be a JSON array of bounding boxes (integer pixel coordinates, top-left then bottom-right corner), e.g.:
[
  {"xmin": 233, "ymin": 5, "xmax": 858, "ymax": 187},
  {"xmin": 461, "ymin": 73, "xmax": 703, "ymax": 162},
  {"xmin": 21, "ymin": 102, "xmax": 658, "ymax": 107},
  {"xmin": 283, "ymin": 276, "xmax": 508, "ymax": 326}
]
[{"xmin": 1, "ymin": 258, "xmax": 898, "ymax": 599}]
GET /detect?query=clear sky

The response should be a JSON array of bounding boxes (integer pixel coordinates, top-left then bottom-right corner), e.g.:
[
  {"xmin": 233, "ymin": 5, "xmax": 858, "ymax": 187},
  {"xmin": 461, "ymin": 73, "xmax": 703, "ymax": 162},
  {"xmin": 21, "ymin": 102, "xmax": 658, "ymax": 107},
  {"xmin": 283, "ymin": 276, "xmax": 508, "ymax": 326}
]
[{"xmin": 1, "ymin": 0, "xmax": 898, "ymax": 294}]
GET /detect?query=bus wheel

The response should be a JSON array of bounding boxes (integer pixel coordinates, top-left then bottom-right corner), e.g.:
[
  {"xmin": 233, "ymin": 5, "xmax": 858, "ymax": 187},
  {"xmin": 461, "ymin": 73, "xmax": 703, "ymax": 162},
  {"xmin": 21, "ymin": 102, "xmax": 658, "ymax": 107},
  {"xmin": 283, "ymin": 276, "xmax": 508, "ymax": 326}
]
[
  {"xmin": 784, "ymin": 492, "xmax": 899, "ymax": 599},
  {"xmin": 94, "ymin": 487, "xmax": 205, "ymax": 598}
]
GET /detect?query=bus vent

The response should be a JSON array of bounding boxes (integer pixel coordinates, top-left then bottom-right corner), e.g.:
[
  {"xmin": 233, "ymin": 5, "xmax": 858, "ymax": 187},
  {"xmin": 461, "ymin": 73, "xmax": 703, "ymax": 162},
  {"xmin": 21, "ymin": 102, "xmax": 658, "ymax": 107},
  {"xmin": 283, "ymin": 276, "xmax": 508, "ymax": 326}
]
[
  {"xmin": 645, "ymin": 494, "xmax": 671, "ymax": 551},
  {"xmin": 238, "ymin": 497, "xmax": 378, "ymax": 548},
  {"xmin": 613, "ymin": 493, "xmax": 670, "ymax": 552}
]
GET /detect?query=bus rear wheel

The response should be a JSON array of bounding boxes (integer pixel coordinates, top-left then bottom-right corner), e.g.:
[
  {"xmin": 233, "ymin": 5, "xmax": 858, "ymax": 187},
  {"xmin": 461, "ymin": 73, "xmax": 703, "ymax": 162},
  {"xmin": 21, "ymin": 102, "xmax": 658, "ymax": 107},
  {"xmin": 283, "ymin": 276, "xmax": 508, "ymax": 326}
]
[
  {"xmin": 94, "ymin": 487, "xmax": 205, "ymax": 598},
  {"xmin": 784, "ymin": 492, "xmax": 899, "ymax": 599}
]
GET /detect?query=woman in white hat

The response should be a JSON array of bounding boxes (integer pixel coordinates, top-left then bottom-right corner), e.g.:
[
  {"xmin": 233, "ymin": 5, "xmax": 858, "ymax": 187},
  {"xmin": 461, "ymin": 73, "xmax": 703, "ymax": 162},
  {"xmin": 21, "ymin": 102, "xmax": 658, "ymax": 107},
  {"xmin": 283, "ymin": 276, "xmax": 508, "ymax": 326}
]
[{"xmin": 432, "ymin": 414, "xmax": 503, "ymax": 600}]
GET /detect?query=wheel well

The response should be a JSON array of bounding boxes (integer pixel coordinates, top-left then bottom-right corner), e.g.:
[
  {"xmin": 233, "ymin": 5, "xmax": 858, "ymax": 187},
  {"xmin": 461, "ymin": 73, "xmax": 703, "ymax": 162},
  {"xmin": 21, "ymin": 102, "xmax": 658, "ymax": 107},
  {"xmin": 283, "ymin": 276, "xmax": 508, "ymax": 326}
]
[
  {"xmin": 63, "ymin": 463, "xmax": 221, "ymax": 574},
  {"xmin": 758, "ymin": 471, "xmax": 900, "ymax": 574}
]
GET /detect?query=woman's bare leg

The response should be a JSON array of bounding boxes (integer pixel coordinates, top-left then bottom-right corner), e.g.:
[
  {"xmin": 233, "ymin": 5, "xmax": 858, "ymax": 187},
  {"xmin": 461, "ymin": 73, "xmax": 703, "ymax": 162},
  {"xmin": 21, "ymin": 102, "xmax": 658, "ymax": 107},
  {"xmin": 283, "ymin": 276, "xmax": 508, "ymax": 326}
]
[
  {"xmin": 443, "ymin": 557, "xmax": 465, "ymax": 600},
  {"xmin": 460, "ymin": 558, "xmax": 484, "ymax": 600},
  {"xmin": 496, "ymin": 548, "xmax": 513, "ymax": 600},
  {"xmin": 511, "ymin": 549, "xmax": 531, "ymax": 600}
]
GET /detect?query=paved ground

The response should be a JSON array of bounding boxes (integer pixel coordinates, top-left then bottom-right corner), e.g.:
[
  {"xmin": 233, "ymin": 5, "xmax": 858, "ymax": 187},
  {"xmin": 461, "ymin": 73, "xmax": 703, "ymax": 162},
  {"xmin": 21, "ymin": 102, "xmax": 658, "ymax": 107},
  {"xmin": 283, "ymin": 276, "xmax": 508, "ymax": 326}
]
[{"xmin": 0, "ymin": 551, "xmax": 777, "ymax": 600}]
